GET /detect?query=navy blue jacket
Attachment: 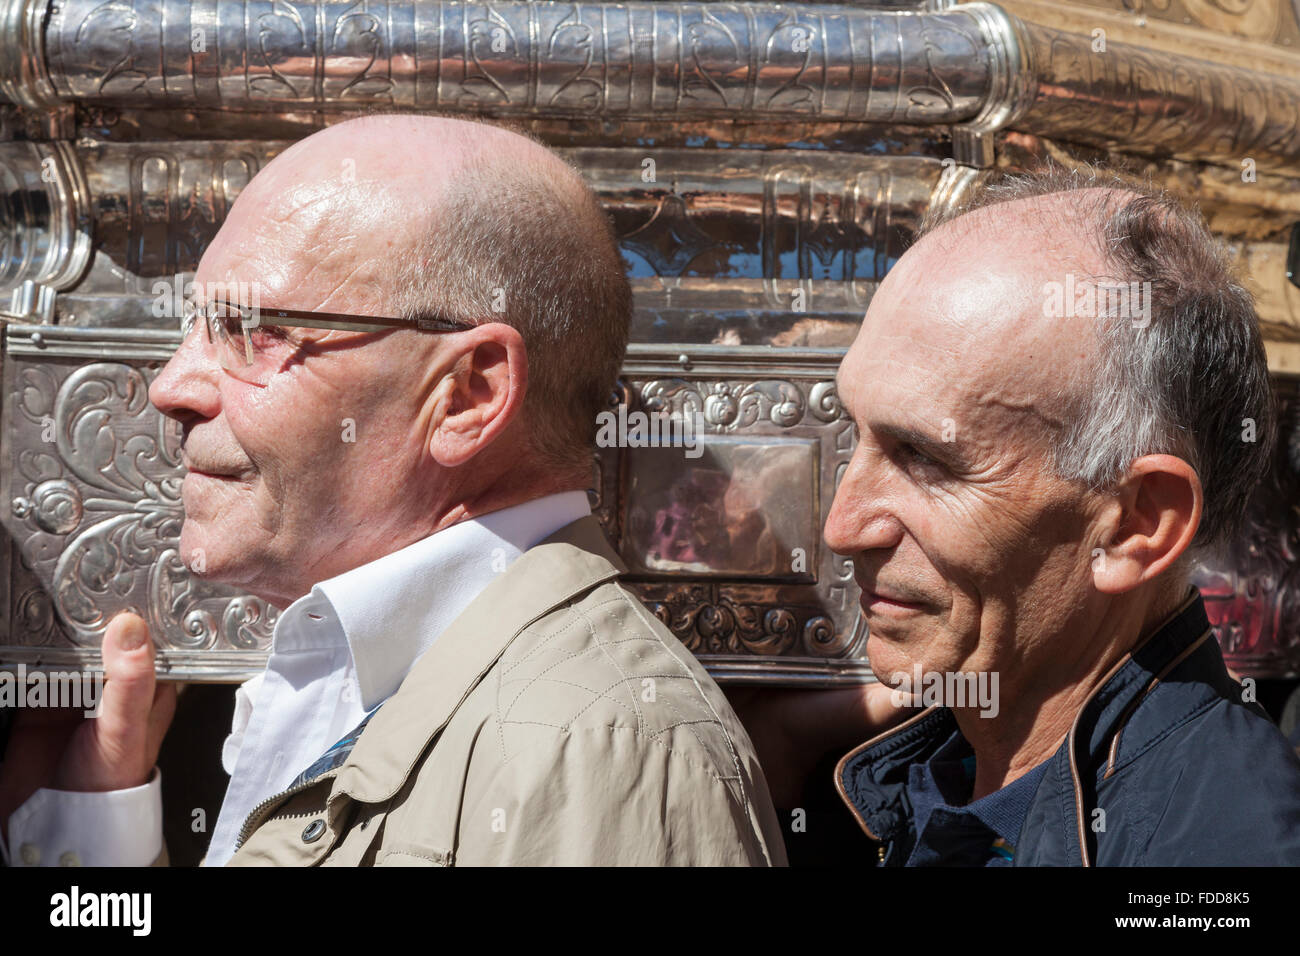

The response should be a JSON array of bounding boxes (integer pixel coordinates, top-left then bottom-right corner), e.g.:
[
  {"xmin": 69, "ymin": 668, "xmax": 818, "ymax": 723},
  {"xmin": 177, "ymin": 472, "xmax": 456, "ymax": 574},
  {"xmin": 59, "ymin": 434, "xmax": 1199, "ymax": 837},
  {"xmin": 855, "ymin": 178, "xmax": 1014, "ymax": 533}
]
[{"xmin": 835, "ymin": 589, "xmax": 1300, "ymax": 865}]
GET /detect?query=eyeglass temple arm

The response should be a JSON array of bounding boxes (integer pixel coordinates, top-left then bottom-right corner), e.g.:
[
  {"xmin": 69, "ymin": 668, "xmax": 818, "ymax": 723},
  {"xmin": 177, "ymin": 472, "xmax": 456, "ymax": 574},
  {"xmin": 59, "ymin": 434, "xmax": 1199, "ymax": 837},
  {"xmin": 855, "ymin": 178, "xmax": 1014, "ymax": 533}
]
[{"xmin": 240, "ymin": 308, "xmax": 473, "ymax": 334}]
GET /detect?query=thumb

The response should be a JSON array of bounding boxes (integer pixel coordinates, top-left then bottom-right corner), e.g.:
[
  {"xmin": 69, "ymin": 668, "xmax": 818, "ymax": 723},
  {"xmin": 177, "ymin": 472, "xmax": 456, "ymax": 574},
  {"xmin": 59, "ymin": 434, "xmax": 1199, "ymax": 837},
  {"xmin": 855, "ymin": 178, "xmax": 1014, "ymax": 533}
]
[
  {"xmin": 101, "ymin": 612, "xmax": 158, "ymax": 726},
  {"xmin": 63, "ymin": 613, "xmax": 161, "ymax": 791}
]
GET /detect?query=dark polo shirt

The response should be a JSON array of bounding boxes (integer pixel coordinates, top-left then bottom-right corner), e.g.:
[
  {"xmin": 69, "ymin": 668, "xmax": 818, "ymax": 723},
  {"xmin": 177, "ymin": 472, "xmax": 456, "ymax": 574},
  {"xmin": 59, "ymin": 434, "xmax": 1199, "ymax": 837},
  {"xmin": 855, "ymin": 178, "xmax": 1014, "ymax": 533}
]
[{"xmin": 904, "ymin": 731, "xmax": 1050, "ymax": 866}]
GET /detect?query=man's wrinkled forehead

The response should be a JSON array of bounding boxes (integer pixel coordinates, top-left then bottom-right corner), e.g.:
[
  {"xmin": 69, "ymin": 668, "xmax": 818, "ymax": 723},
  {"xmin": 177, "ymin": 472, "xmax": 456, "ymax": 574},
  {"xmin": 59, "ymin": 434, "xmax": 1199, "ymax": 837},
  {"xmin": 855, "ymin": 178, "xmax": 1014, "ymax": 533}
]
[
  {"xmin": 196, "ymin": 180, "xmax": 402, "ymax": 318},
  {"xmin": 837, "ymin": 314, "xmax": 1044, "ymax": 457},
  {"xmin": 838, "ymin": 224, "xmax": 1088, "ymax": 445}
]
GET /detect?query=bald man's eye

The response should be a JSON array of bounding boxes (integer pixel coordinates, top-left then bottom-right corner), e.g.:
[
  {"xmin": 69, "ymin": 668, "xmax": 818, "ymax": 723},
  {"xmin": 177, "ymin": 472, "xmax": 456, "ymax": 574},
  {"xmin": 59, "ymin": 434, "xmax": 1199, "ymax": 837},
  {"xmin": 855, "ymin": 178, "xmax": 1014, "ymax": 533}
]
[{"xmin": 247, "ymin": 325, "xmax": 289, "ymax": 348}]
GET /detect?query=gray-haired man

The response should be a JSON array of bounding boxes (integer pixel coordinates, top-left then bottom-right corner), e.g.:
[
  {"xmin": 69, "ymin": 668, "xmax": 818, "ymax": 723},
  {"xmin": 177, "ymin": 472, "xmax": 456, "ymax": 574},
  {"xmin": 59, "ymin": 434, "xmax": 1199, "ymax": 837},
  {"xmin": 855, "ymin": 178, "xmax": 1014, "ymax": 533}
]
[{"xmin": 822, "ymin": 168, "xmax": 1300, "ymax": 865}]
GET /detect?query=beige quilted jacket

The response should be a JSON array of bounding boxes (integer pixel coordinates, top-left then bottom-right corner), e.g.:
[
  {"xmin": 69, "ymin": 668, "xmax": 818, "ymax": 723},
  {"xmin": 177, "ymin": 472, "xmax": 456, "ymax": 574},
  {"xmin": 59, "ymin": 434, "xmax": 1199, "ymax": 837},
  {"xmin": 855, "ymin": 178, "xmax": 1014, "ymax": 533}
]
[{"xmin": 213, "ymin": 515, "xmax": 786, "ymax": 866}]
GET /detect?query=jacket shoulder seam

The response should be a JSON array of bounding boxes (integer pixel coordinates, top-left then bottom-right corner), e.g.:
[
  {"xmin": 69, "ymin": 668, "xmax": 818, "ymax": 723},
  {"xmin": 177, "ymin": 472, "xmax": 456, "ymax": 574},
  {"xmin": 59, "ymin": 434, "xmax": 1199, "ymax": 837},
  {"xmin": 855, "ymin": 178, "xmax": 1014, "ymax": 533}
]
[
  {"xmin": 613, "ymin": 587, "xmax": 754, "ymax": 820},
  {"xmin": 1102, "ymin": 694, "xmax": 1221, "ymax": 781},
  {"xmin": 490, "ymin": 719, "xmax": 746, "ymax": 791},
  {"xmin": 479, "ymin": 583, "xmax": 755, "ymax": 818}
]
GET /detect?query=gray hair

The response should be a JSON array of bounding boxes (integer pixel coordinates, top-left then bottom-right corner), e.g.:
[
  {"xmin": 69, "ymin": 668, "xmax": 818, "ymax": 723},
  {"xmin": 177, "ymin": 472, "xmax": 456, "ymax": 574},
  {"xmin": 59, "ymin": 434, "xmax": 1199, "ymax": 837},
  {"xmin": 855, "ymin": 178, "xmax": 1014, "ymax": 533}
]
[
  {"xmin": 919, "ymin": 164, "xmax": 1275, "ymax": 557},
  {"xmin": 387, "ymin": 124, "xmax": 631, "ymax": 475}
]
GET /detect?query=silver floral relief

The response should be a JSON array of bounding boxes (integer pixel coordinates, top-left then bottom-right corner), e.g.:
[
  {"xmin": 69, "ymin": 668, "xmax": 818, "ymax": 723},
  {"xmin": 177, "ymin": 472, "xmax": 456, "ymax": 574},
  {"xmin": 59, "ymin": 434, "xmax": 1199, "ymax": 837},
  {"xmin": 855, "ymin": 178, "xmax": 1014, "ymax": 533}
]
[
  {"xmin": 638, "ymin": 375, "xmax": 843, "ymax": 429},
  {"xmin": 598, "ymin": 347, "xmax": 868, "ymax": 683},
  {"xmin": 1, "ymin": 348, "xmax": 275, "ymax": 676}
]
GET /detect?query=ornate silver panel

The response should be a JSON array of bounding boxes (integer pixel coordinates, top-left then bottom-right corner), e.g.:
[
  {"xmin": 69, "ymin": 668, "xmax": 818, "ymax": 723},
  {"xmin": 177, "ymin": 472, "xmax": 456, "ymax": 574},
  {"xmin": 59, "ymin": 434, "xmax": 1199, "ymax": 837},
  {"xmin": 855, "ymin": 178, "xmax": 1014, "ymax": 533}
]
[
  {"xmin": 1, "ymin": 324, "xmax": 276, "ymax": 679},
  {"xmin": 595, "ymin": 345, "xmax": 867, "ymax": 683},
  {"xmin": 1, "ymin": 330, "xmax": 864, "ymax": 683}
]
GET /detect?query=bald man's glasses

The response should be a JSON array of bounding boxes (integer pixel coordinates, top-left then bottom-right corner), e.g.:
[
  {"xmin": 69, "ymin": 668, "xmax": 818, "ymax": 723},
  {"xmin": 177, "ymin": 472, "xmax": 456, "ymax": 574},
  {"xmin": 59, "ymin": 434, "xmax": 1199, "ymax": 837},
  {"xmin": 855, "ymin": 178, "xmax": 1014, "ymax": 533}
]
[{"xmin": 178, "ymin": 298, "xmax": 476, "ymax": 386}]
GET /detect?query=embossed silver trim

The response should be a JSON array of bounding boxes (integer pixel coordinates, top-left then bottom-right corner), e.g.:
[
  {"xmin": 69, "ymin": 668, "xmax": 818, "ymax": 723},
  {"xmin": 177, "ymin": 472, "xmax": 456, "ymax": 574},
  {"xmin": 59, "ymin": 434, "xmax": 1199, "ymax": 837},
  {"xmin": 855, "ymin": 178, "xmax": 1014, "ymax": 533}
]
[
  {"xmin": 37, "ymin": 1, "xmax": 997, "ymax": 122},
  {"xmin": 6, "ymin": 322, "xmax": 179, "ymax": 359},
  {"xmin": 0, "ymin": 141, "xmax": 94, "ymax": 296},
  {"xmin": 0, "ymin": 0, "xmax": 58, "ymax": 111}
]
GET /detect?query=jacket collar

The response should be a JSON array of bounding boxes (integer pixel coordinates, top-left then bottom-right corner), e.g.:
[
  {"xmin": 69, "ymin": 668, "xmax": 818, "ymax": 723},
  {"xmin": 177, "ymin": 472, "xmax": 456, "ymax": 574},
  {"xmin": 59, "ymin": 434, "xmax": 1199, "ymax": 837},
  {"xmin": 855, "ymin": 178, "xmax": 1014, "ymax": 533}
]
[
  {"xmin": 329, "ymin": 514, "xmax": 627, "ymax": 805},
  {"xmin": 834, "ymin": 707, "xmax": 958, "ymax": 849},
  {"xmin": 1059, "ymin": 586, "xmax": 1218, "ymax": 864},
  {"xmin": 313, "ymin": 490, "xmax": 591, "ymax": 711},
  {"xmin": 835, "ymin": 586, "xmax": 1217, "ymax": 863},
  {"xmin": 1067, "ymin": 586, "xmax": 1216, "ymax": 774}
]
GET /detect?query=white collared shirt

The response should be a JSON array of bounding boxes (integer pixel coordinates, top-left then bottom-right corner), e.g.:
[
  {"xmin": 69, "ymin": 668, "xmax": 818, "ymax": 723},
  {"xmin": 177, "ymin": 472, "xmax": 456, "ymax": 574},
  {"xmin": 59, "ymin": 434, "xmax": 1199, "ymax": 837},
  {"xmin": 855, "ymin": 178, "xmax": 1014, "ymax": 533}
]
[{"xmin": 1, "ymin": 491, "xmax": 591, "ymax": 867}]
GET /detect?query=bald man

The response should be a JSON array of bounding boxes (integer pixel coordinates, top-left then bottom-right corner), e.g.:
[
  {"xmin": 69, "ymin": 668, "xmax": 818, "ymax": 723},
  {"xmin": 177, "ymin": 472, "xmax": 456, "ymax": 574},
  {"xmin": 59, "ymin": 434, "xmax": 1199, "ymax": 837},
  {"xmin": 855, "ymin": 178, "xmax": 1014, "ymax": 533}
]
[
  {"xmin": 0, "ymin": 114, "xmax": 785, "ymax": 867},
  {"xmin": 744, "ymin": 167, "xmax": 1300, "ymax": 866}
]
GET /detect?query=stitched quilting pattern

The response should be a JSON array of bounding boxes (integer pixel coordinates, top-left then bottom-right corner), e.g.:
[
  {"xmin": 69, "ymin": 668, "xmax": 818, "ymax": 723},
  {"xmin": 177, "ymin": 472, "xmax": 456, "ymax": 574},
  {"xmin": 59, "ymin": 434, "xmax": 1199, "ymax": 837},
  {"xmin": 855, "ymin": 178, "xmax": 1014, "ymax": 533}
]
[{"xmin": 493, "ymin": 583, "xmax": 748, "ymax": 806}]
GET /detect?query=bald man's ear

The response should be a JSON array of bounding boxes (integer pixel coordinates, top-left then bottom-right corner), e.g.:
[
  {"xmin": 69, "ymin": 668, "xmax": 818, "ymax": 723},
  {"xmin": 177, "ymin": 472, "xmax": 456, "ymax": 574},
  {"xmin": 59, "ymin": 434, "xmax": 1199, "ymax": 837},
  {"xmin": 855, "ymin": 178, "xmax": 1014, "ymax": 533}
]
[
  {"xmin": 1090, "ymin": 454, "xmax": 1203, "ymax": 594},
  {"xmin": 427, "ymin": 323, "xmax": 528, "ymax": 468}
]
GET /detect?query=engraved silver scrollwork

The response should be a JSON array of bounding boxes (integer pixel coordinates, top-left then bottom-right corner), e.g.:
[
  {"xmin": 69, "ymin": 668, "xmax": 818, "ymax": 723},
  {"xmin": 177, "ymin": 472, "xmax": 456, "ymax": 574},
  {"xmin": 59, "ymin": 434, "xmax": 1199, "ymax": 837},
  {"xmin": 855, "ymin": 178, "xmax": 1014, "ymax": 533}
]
[
  {"xmin": 1020, "ymin": 20, "xmax": 1300, "ymax": 169},
  {"xmin": 14, "ymin": 0, "xmax": 1294, "ymax": 166},
  {"xmin": 610, "ymin": 346, "xmax": 864, "ymax": 678},
  {"xmin": 2, "ymin": 343, "xmax": 277, "ymax": 670},
  {"xmin": 641, "ymin": 378, "xmax": 811, "ymax": 430},
  {"xmin": 36, "ymin": 1, "xmax": 993, "ymax": 122},
  {"xmin": 2, "ymin": 0, "xmax": 1297, "ymax": 690}
]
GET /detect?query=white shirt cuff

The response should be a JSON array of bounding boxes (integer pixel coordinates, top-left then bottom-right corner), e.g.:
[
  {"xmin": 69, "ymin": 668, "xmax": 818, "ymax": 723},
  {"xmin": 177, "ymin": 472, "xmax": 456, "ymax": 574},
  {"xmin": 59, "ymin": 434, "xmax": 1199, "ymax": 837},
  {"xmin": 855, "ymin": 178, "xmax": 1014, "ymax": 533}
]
[{"xmin": 2, "ymin": 767, "xmax": 163, "ymax": 867}]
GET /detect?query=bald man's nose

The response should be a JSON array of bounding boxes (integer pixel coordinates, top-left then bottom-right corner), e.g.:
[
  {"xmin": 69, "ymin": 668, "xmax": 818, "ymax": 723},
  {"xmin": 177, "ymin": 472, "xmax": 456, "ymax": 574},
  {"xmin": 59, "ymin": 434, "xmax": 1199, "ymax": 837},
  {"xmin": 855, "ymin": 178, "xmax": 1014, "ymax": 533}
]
[{"xmin": 149, "ymin": 336, "xmax": 221, "ymax": 423}]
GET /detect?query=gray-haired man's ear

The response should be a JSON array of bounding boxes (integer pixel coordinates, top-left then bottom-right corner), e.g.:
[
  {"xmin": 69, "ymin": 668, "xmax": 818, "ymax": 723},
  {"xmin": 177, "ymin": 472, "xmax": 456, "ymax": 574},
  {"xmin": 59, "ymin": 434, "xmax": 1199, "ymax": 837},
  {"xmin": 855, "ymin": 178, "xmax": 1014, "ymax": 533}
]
[{"xmin": 1091, "ymin": 454, "xmax": 1203, "ymax": 594}]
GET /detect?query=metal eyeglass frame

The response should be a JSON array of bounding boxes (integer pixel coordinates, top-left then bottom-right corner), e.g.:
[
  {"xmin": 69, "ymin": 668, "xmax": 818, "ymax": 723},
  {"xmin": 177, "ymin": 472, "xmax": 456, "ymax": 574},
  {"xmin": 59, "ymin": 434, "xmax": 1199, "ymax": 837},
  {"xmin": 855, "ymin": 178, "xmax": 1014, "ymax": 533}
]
[{"xmin": 183, "ymin": 297, "xmax": 478, "ymax": 368}]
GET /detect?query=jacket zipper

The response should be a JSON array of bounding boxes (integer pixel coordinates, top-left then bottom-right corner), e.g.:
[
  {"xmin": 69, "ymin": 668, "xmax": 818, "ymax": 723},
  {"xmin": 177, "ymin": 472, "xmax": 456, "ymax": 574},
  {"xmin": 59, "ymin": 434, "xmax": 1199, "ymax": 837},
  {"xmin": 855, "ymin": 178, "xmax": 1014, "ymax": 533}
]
[
  {"xmin": 234, "ymin": 774, "xmax": 337, "ymax": 851},
  {"xmin": 832, "ymin": 707, "xmax": 947, "ymax": 841}
]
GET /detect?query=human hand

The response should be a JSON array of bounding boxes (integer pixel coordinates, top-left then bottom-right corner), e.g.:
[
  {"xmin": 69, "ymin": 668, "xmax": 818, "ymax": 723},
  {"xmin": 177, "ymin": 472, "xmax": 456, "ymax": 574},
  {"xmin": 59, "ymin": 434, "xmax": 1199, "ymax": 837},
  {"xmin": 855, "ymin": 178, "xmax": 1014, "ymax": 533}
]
[{"xmin": 0, "ymin": 612, "xmax": 177, "ymax": 843}]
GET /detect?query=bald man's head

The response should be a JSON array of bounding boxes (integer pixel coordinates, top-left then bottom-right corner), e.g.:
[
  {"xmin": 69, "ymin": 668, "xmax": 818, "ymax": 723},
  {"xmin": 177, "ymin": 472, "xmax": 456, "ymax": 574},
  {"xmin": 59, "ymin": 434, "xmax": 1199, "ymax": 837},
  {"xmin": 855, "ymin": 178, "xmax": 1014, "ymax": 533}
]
[
  {"xmin": 152, "ymin": 114, "xmax": 631, "ymax": 602},
  {"xmin": 208, "ymin": 112, "xmax": 630, "ymax": 475},
  {"xmin": 378, "ymin": 116, "xmax": 631, "ymax": 473}
]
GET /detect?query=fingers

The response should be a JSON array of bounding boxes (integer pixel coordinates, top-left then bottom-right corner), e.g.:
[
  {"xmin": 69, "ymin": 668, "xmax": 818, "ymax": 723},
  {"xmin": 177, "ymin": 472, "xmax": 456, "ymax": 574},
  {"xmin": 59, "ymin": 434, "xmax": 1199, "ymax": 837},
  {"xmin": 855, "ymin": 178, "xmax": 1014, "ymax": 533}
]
[{"xmin": 145, "ymin": 681, "xmax": 179, "ymax": 760}]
